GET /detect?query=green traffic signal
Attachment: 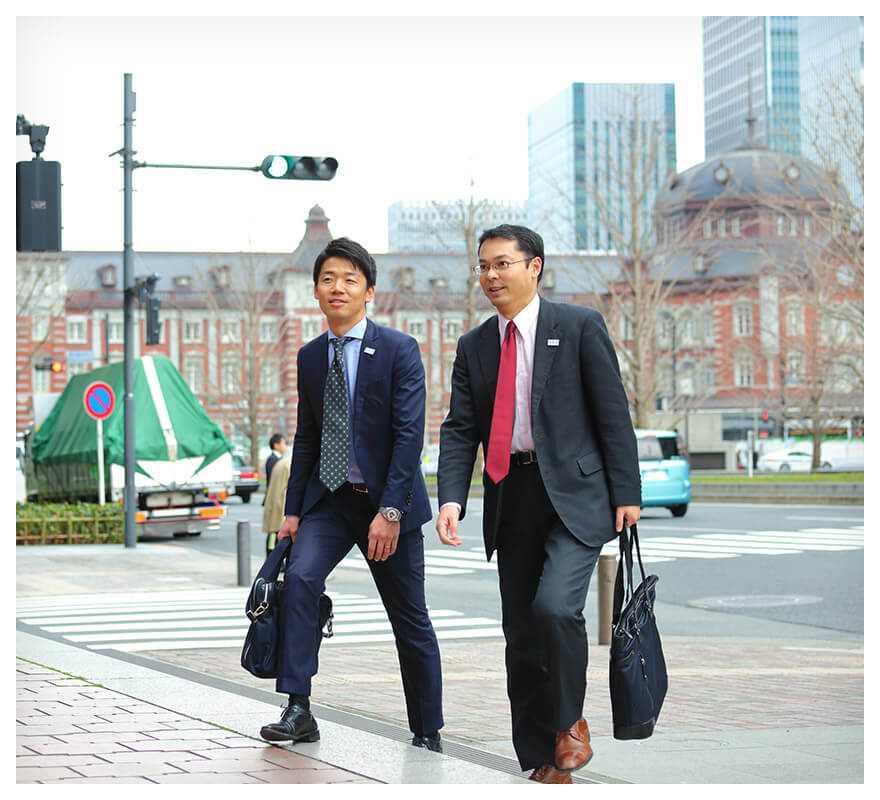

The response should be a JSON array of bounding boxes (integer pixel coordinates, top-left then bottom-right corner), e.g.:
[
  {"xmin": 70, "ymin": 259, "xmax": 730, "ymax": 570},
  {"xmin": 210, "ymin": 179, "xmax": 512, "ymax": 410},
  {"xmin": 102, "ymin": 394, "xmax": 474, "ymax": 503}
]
[{"xmin": 260, "ymin": 155, "xmax": 338, "ymax": 181}]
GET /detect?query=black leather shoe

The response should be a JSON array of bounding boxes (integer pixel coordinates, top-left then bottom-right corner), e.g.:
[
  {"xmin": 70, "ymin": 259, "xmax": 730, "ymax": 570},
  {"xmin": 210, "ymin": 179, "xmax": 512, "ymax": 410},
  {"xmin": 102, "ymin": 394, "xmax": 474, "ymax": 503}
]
[
  {"xmin": 411, "ymin": 732, "xmax": 442, "ymax": 753},
  {"xmin": 260, "ymin": 703, "xmax": 320, "ymax": 743}
]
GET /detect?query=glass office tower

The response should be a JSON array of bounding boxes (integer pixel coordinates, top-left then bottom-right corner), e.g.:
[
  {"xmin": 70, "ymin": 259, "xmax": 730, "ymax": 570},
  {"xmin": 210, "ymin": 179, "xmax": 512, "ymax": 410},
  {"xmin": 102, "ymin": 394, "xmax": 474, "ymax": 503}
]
[
  {"xmin": 703, "ymin": 16, "xmax": 800, "ymax": 158},
  {"xmin": 527, "ymin": 83, "xmax": 676, "ymax": 253}
]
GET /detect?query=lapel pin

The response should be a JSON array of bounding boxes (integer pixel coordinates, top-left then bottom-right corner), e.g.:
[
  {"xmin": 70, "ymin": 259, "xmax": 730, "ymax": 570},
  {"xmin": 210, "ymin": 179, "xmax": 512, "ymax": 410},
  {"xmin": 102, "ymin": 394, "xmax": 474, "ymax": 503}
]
[
  {"xmin": 547, "ymin": 338, "xmax": 560, "ymax": 347},
  {"xmin": 364, "ymin": 347, "xmax": 376, "ymax": 355}
]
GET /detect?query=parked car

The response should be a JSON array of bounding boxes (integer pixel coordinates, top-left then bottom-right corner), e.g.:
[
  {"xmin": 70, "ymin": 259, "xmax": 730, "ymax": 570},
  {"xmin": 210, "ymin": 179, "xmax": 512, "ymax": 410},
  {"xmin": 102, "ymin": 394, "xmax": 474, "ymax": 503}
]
[
  {"xmin": 756, "ymin": 447, "xmax": 814, "ymax": 472},
  {"xmin": 635, "ymin": 429, "xmax": 691, "ymax": 517},
  {"xmin": 231, "ymin": 453, "xmax": 260, "ymax": 503}
]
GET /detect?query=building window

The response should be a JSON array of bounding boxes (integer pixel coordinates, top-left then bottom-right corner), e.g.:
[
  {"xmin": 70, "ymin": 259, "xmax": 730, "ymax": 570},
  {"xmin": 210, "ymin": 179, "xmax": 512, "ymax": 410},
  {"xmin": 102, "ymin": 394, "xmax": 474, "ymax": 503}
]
[
  {"xmin": 444, "ymin": 319, "xmax": 461, "ymax": 340},
  {"xmin": 622, "ymin": 314, "xmax": 634, "ymax": 342},
  {"xmin": 408, "ymin": 319, "xmax": 426, "ymax": 342},
  {"xmin": 677, "ymin": 362, "xmax": 696, "ymax": 396},
  {"xmin": 702, "ymin": 364, "xmax": 715, "ymax": 389},
  {"xmin": 68, "ymin": 362, "xmax": 91, "ymax": 376},
  {"xmin": 108, "ymin": 321, "xmax": 124, "ymax": 343},
  {"xmin": 703, "ymin": 313, "xmax": 714, "ymax": 344},
  {"xmin": 786, "ymin": 353, "xmax": 803, "ymax": 384},
  {"xmin": 221, "ymin": 356, "xmax": 241, "ymax": 394},
  {"xmin": 67, "ymin": 319, "xmax": 87, "ymax": 343},
  {"xmin": 658, "ymin": 312, "xmax": 674, "ymax": 345},
  {"xmin": 734, "ymin": 305, "xmax": 753, "ymax": 337},
  {"xmin": 183, "ymin": 356, "xmax": 203, "ymax": 394},
  {"xmin": 302, "ymin": 317, "xmax": 321, "ymax": 340},
  {"xmin": 790, "ymin": 217, "xmax": 798, "ymax": 236},
  {"xmin": 703, "ymin": 219, "xmax": 712, "ymax": 238},
  {"xmin": 260, "ymin": 319, "xmax": 277, "ymax": 344},
  {"xmin": 803, "ymin": 216, "xmax": 811, "ymax": 236},
  {"xmin": 732, "ymin": 216, "xmax": 741, "ymax": 236},
  {"xmin": 183, "ymin": 321, "xmax": 203, "ymax": 343},
  {"xmin": 33, "ymin": 367, "xmax": 49, "ymax": 394},
  {"xmin": 220, "ymin": 321, "xmax": 240, "ymax": 344},
  {"xmin": 734, "ymin": 355, "xmax": 754, "ymax": 387},
  {"xmin": 680, "ymin": 313, "xmax": 696, "ymax": 346},
  {"xmin": 786, "ymin": 302, "xmax": 804, "ymax": 336},
  {"xmin": 718, "ymin": 217, "xmax": 726, "ymax": 238},
  {"xmin": 32, "ymin": 315, "xmax": 49, "ymax": 342},
  {"xmin": 777, "ymin": 216, "xmax": 785, "ymax": 236},
  {"xmin": 260, "ymin": 357, "xmax": 280, "ymax": 393}
]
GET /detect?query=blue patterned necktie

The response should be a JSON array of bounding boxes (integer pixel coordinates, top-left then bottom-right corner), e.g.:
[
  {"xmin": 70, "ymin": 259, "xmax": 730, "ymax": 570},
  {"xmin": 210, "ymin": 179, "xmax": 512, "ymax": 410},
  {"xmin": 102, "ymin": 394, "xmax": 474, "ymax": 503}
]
[{"xmin": 319, "ymin": 336, "xmax": 354, "ymax": 491}]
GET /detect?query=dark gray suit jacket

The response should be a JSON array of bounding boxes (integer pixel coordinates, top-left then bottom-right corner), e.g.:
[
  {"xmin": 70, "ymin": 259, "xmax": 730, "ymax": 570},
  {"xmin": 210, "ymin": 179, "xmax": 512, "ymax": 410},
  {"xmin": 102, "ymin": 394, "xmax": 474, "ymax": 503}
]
[{"xmin": 438, "ymin": 297, "xmax": 641, "ymax": 558}]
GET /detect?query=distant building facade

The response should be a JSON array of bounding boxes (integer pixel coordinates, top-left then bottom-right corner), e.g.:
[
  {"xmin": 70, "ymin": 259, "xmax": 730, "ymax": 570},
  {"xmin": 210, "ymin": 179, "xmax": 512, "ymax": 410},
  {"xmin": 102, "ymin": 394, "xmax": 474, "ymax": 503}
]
[
  {"xmin": 527, "ymin": 82, "xmax": 676, "ymax": 253},
  {"xmin": 387, "ymin": 200, "xmax": 527, "ymax": 253}
]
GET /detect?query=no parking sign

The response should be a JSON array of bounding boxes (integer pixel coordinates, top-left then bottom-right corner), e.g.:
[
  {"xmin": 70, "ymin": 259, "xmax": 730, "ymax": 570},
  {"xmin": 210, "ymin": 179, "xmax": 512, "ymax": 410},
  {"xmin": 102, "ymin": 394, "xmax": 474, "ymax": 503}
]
[{"xmin": 84, "ymin": 381, "xmax": 115, "ymax": 504}]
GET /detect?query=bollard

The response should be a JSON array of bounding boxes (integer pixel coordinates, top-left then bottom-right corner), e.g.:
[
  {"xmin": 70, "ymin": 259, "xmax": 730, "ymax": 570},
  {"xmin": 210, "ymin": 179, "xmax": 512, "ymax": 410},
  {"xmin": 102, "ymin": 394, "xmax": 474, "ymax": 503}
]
[
  {"xmin": 237, "ymin": 521, "xmax": 250, "ymax": 587},
  {"xmin": 597, "ymin": 553, "xmax": 617, "ymax": 645}
]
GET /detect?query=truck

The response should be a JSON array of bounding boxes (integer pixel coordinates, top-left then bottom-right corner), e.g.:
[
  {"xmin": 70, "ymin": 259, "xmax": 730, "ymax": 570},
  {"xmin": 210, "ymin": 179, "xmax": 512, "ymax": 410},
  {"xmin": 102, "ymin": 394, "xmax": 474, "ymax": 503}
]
[{"xmin": 23, "ymin": 355, "xmax": 234, "ymax": 538}]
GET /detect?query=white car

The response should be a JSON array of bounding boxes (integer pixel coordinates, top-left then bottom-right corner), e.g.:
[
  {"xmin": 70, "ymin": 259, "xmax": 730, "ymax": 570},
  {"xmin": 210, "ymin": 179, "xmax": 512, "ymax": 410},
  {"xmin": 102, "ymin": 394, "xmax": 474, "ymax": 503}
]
[{"xmin": 757, "ymin": 447, "xmax": 827, "ymax": 472}]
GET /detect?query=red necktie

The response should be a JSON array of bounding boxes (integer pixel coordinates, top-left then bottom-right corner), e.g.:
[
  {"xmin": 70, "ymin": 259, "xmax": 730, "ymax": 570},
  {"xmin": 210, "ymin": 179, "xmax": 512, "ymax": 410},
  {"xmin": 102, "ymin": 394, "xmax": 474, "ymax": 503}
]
[{"xmin": 486, "ymin": 321, "xmax": 517, "ymax": 483}]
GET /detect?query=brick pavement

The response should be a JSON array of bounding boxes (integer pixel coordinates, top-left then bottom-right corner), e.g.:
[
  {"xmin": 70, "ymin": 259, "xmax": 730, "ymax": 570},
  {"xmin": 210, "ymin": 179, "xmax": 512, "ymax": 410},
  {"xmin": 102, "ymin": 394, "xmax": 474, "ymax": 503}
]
[
  {"xmin": 146, "ymin": 634, "xmax": 864, "ymax": 753},
  {"xmin": 16, "ymin": 659, "xmax": 379, "ymax": 784}
]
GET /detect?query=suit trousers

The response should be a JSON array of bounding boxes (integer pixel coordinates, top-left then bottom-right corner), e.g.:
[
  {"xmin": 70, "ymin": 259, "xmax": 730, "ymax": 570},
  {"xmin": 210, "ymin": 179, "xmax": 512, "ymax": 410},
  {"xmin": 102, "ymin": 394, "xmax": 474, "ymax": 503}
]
[
  {"xmin": 495, "ymin": 460, "xmax": 603, "ymax": 771},
  {"xmin": 275, "ymin": 483, "xmax": 444, "ymax": 737}
]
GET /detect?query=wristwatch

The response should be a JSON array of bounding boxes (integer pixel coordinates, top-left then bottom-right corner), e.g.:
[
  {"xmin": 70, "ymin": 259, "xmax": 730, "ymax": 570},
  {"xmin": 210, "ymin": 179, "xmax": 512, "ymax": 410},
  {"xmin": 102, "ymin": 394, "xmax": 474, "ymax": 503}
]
[{"xmin": 379, "ymin": 506, "xmax": 402, "ymax": 523}]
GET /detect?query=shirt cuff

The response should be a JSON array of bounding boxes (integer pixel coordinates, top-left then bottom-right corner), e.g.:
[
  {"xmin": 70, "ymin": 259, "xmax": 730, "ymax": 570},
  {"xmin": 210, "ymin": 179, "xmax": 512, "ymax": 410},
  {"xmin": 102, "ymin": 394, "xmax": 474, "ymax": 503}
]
[{"xmin": 440, "ymin": 501, "xmax": 462, "ymax": 514}]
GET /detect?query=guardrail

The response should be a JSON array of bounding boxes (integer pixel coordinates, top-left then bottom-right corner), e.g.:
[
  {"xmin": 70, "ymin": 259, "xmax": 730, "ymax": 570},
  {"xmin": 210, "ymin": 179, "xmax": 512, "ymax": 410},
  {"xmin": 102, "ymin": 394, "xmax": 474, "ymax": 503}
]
[{"xmin": 690, "ymin": 481, "xmax": 863, "ymax": 505}]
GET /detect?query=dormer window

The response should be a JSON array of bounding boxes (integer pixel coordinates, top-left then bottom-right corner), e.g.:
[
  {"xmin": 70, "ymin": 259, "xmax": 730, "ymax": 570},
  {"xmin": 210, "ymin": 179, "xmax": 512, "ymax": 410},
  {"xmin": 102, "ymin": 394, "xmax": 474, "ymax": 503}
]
[
  {"xmin": 212, "ymin": 265, "xmax": 231, "ymax": 289},
  {"xmin": 99, "ymin": 265, "xmax": 117, "ymax": 288},
  {"xmin": 173, "ymin": 275, "xmax": 193, "ymax": 288}
]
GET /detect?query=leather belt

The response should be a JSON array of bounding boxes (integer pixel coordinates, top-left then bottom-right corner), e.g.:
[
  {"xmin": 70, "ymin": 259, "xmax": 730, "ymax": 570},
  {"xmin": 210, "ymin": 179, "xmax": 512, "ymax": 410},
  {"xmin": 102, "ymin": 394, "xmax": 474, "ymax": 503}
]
[
  {"xmin": 346, "ymin": 482, "xmax": 369, "ymax": 494},
  {"xmin": 510, "ymin": 451, "xmax": 538, "ymax": 466}
]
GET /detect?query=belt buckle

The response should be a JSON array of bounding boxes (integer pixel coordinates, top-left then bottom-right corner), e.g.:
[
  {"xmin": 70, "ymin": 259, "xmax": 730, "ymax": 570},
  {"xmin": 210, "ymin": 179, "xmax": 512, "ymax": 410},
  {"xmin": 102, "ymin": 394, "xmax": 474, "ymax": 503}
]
[{"xmin": 518, "ymin": 451, "xmax": 537, "ymax": 465}]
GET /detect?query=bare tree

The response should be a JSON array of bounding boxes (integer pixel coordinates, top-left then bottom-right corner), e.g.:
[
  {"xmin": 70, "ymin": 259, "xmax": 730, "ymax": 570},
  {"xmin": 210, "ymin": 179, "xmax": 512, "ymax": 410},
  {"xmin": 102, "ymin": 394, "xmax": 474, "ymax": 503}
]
[
  {"xmin": 191, "ymin": 252, "xmax": 284, "ymax": 466},
  {"xmin": 16, "ymin": 253, "xmax": 72, "ymax": 379}
]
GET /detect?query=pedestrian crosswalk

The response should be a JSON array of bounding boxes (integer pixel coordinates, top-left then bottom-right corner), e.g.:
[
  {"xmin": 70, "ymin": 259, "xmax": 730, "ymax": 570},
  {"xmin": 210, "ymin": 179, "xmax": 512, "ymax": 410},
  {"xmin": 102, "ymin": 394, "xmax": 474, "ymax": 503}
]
[
  {"xmin": 599, "ymin": 525, "xmax": 864, "ymax": 562},
  {"xmin": 15, "ymin": 589, "xmax": 504, "ymax": 653}
]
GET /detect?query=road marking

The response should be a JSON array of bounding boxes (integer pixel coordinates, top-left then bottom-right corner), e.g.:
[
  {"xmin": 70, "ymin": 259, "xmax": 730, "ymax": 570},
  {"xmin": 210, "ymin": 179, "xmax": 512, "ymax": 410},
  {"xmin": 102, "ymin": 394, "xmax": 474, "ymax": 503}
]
[{"xmin": 17, "ymin": 589, "xmax": 504, "ymax": 650}]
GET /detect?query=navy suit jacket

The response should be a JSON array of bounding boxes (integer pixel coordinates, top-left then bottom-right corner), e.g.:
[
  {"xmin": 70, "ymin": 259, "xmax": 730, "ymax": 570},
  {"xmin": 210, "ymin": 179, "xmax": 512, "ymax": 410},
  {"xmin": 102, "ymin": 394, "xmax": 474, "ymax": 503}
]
[{"xmin": 283, "ymin": 318, "xmax": 432, "ymax": 532}]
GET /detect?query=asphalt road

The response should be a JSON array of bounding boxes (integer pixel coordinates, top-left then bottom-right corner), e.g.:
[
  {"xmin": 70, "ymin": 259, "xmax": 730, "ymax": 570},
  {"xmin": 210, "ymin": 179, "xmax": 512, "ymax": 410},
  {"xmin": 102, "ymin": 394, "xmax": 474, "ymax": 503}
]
[{"xmin": 182, "ymin": 496, "xmax": 864, "ymax": 637}]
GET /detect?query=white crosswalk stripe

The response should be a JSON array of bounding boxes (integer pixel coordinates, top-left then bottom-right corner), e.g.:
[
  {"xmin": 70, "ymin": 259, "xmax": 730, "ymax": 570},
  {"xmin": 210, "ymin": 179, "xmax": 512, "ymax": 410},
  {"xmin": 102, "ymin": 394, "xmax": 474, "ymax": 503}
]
[{"xmin": 16, "ymin": 589, "xmax": 504, "ymax": 651}]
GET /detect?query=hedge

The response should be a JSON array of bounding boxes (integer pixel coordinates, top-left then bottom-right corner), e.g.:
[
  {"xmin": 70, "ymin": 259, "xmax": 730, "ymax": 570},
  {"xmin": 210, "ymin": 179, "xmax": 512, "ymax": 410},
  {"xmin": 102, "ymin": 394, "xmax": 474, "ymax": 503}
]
[{"xmin": 16, "ymin": 502, "xmax": 124, "ymax": 545}]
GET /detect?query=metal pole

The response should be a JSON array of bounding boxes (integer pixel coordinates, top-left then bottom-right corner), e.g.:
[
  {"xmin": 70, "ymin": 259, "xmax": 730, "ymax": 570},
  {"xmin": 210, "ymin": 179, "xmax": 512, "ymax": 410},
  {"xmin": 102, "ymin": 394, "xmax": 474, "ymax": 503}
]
[
  {"xmin": 123, "ymin": 73, "xmax": 136, "ymax": 548},
  {"xmin": 237, "ymin": 521, "xmax": 251, "ymax": 586},
  {"xmin": 597, "ymin": 553, "xmax": 617, "ymax": 646},
  {"xmin": 96, "ymin": 418, "xmax": 105, "ymax": 507}
]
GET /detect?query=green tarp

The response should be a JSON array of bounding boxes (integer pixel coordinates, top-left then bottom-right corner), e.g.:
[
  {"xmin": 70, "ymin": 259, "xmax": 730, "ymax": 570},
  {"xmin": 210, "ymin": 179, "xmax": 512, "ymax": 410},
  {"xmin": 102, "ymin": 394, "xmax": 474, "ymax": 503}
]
[{"xmin": 31, "ymin": 356, "xmax": 231, "ymax": 469}]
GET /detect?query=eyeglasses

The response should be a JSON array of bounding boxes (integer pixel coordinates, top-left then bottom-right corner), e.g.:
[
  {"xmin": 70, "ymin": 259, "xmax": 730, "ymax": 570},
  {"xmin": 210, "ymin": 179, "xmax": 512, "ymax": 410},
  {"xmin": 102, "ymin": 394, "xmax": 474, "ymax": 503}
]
[{"xmin": 472, "ymin": 258, "xmax": 531, "ymax": 275}]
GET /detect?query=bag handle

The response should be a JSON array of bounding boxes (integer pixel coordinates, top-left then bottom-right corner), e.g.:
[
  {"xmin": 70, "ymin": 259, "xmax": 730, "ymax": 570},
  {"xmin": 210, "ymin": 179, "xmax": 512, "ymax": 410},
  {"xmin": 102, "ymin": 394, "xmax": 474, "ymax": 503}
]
[{"xmin": 611, "ymin": 523, "xmax": 646, "ymax": 627}]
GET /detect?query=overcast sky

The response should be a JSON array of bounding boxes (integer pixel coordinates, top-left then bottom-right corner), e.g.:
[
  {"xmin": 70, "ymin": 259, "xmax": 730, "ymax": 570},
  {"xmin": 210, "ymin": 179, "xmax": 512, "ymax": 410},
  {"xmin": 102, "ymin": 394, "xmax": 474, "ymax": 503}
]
[{"xmin": 16, "ymin": 15, "xmax": 706, "ymax": 255}]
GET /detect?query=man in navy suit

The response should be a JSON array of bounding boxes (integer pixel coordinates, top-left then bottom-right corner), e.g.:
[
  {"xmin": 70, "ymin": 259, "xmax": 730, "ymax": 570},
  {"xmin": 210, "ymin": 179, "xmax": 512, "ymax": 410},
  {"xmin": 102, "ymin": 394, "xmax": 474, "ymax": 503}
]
[{"xmin": 260, "ymin": 237, "xmax": 444, "ymax": 752}]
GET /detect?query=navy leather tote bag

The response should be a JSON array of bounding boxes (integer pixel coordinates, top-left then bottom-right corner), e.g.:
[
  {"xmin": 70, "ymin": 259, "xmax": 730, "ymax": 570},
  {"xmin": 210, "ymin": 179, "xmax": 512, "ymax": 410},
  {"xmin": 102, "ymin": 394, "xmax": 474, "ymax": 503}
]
[{"xmin": 609, "ymin": 524, "xmax": 667, "ymax": 740}]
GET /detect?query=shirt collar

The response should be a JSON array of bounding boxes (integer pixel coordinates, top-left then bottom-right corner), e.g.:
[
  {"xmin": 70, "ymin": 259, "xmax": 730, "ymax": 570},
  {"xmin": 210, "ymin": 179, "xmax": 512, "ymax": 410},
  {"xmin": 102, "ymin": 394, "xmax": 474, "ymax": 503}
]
[
  {"xmin": 497, "ymin": 293, "xmax": 541, "ymax": 338},
  {"xmin": 328, "ymin": 315, "xmax": 368, "ymax": 342}
]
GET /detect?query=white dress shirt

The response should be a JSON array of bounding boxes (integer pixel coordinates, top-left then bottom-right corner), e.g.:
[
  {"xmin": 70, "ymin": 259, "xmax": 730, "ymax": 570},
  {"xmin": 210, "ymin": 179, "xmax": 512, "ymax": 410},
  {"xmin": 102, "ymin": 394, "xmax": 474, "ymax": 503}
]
[{"xmin": 442, "ymin": 292, "xmax": 540, "ymax": 513}]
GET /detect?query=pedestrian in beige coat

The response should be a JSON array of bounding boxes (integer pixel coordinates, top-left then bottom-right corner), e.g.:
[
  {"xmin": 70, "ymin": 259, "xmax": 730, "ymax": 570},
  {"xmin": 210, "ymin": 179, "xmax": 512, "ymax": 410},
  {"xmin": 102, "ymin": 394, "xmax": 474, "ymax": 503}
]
[{"xmin": 262, "ymin": 452, "xmax": 292, "ymax": 556}]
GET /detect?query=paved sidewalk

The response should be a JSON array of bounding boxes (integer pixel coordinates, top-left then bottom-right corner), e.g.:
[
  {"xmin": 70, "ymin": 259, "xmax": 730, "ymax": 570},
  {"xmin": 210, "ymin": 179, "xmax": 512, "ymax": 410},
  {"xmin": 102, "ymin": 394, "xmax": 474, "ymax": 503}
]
[{"xmin": 16, "ymin": 542, "xmax": 864, "ymax": 783}]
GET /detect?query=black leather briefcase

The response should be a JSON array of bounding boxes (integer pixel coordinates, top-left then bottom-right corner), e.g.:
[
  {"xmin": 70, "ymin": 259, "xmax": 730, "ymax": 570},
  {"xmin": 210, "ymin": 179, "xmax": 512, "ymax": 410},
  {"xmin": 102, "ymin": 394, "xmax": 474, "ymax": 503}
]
[{"xmin": 241, "ymin": 538, "xmax": 334, "ymax": 679}]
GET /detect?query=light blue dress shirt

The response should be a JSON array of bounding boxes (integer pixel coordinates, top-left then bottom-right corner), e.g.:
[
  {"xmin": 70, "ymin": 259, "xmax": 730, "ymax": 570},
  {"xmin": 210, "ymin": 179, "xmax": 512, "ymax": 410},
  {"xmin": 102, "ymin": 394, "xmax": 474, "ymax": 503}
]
[{"xmin": 327, "ymin": 315, "xmax": 367, "ymax": 485}]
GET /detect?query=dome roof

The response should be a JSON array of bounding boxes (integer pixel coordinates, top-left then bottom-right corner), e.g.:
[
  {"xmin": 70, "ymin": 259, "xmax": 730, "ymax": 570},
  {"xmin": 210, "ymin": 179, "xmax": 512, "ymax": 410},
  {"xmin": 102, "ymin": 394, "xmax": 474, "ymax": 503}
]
[{"xmin": 658, "ymin": 142, "xmax": 832, "ymax": 212}]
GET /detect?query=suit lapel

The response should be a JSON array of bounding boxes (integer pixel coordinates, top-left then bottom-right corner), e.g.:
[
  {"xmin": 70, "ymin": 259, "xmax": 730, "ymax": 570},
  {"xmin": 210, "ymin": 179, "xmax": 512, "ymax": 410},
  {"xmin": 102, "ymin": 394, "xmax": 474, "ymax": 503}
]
[
  {"xmin": 476, "ymin": 316, "xmax": 502, "ymax": 407},
  {"xmin": 353, "ymin": 318, "xmax": 379, "ymax": 423},
  {"xmin": 531, "ymin": 298, "xmax": 560, "ymax": 415},
  {"xmin": 312, "ymin": 332, "xmax": 330, "ymax": 423}
]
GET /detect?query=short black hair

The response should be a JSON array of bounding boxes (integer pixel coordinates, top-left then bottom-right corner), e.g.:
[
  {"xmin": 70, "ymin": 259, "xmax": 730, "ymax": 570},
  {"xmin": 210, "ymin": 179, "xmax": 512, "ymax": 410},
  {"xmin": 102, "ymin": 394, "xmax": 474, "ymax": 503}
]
[
  {"xmin": 269, "ymin": 433, "xmax": 284, "ymax": 449},
  {"xmin": 478, "ymin": 224, "xmax": 545, "ymax": 283},
  {"xmin": 313, "ymin": 237, "xmax": 377, "ymax": 289}
]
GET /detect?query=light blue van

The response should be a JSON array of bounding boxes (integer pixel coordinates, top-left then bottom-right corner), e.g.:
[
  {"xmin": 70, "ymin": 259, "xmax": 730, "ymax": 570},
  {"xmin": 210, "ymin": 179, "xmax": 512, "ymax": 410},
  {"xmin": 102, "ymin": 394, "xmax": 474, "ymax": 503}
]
[{"xmin": 636, "ymin": 429, "xmax": 691, "ymax": 518}]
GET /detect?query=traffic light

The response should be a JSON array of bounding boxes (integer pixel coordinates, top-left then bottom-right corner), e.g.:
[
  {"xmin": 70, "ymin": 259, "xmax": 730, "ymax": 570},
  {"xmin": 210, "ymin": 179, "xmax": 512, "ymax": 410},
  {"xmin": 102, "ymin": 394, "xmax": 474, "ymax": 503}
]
[
  {"xmin": 762, "ymin": 411, "xmax": 770, "ymax": 422},
  {"xmin": 146, "ymin": 295, "xmax": 162, "ymax": 346},
  {"xmin": 260, "ymin": 155, "xmax": 338, "ymax": 181},
  {"xmin": 34, "ymin": 357, "xmax": 63, "ymax": 372}
]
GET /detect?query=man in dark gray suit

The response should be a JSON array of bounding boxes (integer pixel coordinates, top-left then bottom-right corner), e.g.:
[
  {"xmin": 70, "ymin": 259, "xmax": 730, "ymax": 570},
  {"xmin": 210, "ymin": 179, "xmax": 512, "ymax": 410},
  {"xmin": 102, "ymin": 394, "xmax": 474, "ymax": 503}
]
[{"xmin": 436, "ymin": 224, "xmax": 641, "ymax": 784}]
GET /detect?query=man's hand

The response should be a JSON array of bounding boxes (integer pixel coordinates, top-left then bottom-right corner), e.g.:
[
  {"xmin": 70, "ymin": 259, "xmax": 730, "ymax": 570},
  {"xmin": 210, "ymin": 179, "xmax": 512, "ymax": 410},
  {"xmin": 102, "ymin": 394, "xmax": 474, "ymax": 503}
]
[
  {"xmin": 277, "ymin": 515, "xmax": 300, "ymax": 542},
  {"xmin": 436, "ymin": 505, "xmax": 462, "ymax": 547},
  {"xmin": 615, "ymin": 505, "xmax": 641, "ymax": 532},
  {"xmin": 367, "ymin": 514, "xmax": 400, "ymax": 561}
]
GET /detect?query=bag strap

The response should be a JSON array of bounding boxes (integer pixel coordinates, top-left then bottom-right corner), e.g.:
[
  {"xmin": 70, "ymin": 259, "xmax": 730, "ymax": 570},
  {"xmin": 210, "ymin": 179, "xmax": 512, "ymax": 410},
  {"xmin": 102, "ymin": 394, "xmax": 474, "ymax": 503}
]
[
  {"xmin": 255, "ymin": 536, "xmax": 292, "ymax": 584},
  {"xmin": 611, "ymin": 523, "xmax": 645, "ymax": 627}
]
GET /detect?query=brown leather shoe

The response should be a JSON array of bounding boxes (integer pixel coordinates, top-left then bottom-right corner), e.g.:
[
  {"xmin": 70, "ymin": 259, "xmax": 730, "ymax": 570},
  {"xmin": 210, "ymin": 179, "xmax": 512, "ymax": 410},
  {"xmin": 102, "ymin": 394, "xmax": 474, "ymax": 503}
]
[
  {"xmin": 528, "ymin": 765, "xmax": 573, "ymax": 784},
  {"xmin": 554, "ymin": 717, "xmax": 592, "ymax": 772}
]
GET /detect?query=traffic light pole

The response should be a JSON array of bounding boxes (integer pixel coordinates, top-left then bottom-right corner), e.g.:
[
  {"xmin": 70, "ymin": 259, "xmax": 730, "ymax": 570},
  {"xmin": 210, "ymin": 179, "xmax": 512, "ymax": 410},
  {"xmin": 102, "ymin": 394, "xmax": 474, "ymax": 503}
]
[{"xmin": 122, "ymin": 73, "xmax": 137, "ymax": 548}]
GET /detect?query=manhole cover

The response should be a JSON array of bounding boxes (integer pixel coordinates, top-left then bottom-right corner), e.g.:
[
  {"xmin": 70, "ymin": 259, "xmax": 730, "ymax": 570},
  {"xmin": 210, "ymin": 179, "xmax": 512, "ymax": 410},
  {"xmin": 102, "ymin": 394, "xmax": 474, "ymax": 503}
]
[{"xmin": 689, "ymin": 594, "xmax": 822, "ymax": 609}]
